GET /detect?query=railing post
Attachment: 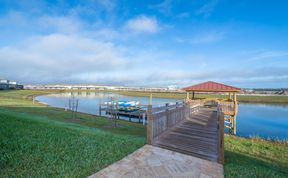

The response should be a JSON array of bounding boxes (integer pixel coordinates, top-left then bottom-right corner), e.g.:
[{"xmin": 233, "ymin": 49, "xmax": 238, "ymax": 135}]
[
  {"xmin": 147, "ymin": 105, "xmax": 153, "ymax": 144},
  {"xmin": 218, "ymin": 112, "xmax": 225, "ymax": 164},
  {"xmin": 166, "ymin": 103, "xmax": 169, "ymax": 128}
]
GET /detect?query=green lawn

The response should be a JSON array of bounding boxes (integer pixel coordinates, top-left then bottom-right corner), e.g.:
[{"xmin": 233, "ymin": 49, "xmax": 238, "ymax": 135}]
[
  {"xmin": 225, "ymin": 135, "xmax": 288, "ymax": 178},
  {"xmin": 1, "ymin": 90, "xmax": 287, "ymax": 177},
  {"xmin": 0, "ymin": 90, "xmax": 146, "ymax": 177}
]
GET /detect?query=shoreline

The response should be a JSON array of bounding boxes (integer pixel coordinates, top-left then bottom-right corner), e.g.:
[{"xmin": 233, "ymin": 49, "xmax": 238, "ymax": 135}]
[
  {"xmin": 27, "ymin": 89, "xmax": 288, "ymax": 104},
  {"xmin": 33, "ymin": 91, "xmax": 288, "ymax": 143}
]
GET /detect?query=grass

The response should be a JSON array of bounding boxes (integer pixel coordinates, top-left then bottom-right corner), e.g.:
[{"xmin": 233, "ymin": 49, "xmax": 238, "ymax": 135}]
[
  {"xmin": 225, "ymin": 135, "xmax": 288, "ymax": 178},
  {"xmin": 1, "ymin": 90, "xmax": 287, "ymax": 177},
  {"xmin": 0, "ymin": 90, "xmax": 146, "ymax": 137},
  {"xmin": 0, "ymin": 90, "xmax": 146, "ymax": 177}
]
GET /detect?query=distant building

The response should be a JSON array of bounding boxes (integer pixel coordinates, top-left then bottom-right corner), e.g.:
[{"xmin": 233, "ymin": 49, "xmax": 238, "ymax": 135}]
[
  {"xmin": 8, "ymin": 80, "xmax": 17, "ymax": 89},
  {"xmin": 167, "ymin": 85, "xmax": 179, "ymax": 91},
  {"xmin": 0, "ymin": 83, "xmax": 9, "ymax": 89},
  {"xmin": 0, "ymin": 78, "xmax": 23, "ymax": 90},
  {"xmin": 0, "ymin": 79, "xmax": 9, "ymax": 84}
]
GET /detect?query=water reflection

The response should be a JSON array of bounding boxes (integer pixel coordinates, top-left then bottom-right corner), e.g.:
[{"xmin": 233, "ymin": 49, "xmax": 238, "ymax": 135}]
[
  {"xmin": 237, "ymin": 102, "xmax": 288, "ymax": 140},
  {"xmin": 36, "ymin": 91, "xmax": 181, "ymax": 114}
]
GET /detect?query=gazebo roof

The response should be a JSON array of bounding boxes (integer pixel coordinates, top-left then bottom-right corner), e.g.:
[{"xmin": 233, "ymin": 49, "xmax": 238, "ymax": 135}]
[{"xmin": 182, "ymin": 81, "xmax": 241, "ymax": 92}]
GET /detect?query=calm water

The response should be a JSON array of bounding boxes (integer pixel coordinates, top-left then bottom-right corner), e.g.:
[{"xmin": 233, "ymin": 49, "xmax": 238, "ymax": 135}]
[
  {"xmin": 237, "ymin": 103, "xmax": 288, "ymax": 140},
  {"xmin": 36, "ymin": 92, "xmax": 180, "ymax": 122},
  {"xmin": 36, "ymin": 92, "xmax": 288, "ymax": 140}
]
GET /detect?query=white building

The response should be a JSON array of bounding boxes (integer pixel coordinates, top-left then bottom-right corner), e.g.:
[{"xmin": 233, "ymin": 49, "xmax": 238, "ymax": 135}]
[
  {"xmin": 167, "ymin": 85, "xmax": 179, "ymax": 91},
  {"xmin": 0, "ymin": 79, "xmax": 9, "ymax": 84}
]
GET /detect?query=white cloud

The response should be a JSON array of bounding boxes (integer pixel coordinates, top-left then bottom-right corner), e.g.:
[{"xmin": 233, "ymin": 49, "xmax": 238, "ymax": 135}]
[
  {"xmin": 125, "ymin": 15, "xmax": 159, "ymax": 33},
  {"xmin": 195, "ymin": 0, "xmax": 218, "ymax": 17},
  {"xmin": 1, "ymin": 34, "xmax": 287, "ymax": 88},
  {"xmin": 0, "ymin": 34, "xmax": 132, "ymax": 83},
  {"xmin": 149, "ymin": 0, "xmax": 172, "ymax": 15},
  {"xmin": 39, "ymin": 15, "xmax": 84, "ymax": 34},
  {"xmin": 191, "ymin": 31, "xmax": 225, "ymax": 44},
  {"xmin": 175, "ymin": 31, "xmax": 225, "ymax": 44},
  {"xmin": 250, "ymin": 50, "xmax": 288, "ymax": 60},
  {"xmin": 98, "ymin": 0, "xmax": 116, "ymax": 12}
]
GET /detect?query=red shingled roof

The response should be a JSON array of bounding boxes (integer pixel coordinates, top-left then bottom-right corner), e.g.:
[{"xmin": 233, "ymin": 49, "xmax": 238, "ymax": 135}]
[{"xmin": 182, "ymin": 81, "xmax": 241, "ymax": 92}]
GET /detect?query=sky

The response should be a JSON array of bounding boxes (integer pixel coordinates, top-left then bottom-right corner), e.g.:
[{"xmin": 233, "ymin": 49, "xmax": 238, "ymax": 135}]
[{"xmin": 0, "ymin": 0, "xmax": 288, "ymax": 88}]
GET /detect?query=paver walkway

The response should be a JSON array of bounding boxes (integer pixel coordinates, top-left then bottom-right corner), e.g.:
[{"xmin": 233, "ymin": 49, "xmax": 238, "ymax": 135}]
[{"xmin": 89, "ymin": 145, "xmax": 223, "ymax": 178}]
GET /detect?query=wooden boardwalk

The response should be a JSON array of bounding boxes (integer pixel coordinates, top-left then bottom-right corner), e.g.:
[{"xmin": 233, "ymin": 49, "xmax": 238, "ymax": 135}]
[{"xmin": 153, "ymin": 106, "xmax": 220, "ymax": 162}]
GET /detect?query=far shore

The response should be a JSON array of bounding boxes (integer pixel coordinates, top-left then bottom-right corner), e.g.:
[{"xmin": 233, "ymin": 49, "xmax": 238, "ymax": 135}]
[{"xmin": 24, "ymin": 89, "xmax": 288, "ymax": 104}]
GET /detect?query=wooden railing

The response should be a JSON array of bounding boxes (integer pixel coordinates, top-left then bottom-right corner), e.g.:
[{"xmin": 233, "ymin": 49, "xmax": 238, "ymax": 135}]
[
  {"xmin": 218, "ymin": 101, "xmax": 237, "ymax": 115},
  {"xmin": 217, "ymin": 100, "xmax": 238, "ymax": 135},
  {"xmin": 147, "ymin": 102, "xmax": 201, "ymax": 144}
]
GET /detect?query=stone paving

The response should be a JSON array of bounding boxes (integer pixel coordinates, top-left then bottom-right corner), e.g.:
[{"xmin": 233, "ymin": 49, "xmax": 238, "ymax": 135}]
[{"xmin": 89, "ymin": 145, "xmax": 223, "ymax": 178}]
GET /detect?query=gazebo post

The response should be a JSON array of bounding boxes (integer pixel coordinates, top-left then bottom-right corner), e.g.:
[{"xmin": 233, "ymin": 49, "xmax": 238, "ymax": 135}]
[
  {"xmin": 233, "ymin": 92, "xmax": 237, "ymax": 135},
  {"xmin": 149, "ymin": 94, "xmax": 153, "ymax": 105},
  {"xmin": 186, "ymin": 92, "xmax": 189, "ymax": 100},
  {"xmin": 192, "ymin": 92, "xmax": 195, "ymax": 99},
  {"xmin": 228, "ymin": 93, "xmax": 231, "ymax": 100}
]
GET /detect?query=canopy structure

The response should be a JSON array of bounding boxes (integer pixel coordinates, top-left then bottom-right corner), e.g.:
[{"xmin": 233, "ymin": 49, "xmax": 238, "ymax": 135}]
[
  {"xmin": 183, "ymin": 81, "xmax": 241, "ymax": 135},
  {"xmin": 182, "ymin": 81, "xmax": 241, "ymax": 100},
  {"xmin": 182, "ymin": 81, "xmax": 241, "ymax": 93}
]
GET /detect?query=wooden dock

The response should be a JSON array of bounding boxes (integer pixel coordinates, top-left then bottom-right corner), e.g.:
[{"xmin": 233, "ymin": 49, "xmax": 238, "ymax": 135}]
[
  {"xmin": 147, "ymin": 101, "xmax": 226, "ymax": 164},
  {"xmin": 153, "ymin": 106, "xmax": 219, "ymax": 162}
]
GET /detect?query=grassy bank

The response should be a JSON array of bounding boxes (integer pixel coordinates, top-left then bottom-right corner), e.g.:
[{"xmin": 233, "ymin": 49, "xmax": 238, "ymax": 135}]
[
  {"xmin": 1, "ymin": 90, "xmax": 287, "ymax": 177},
  {"xmin": 0, "ymin": 90, "xmax": 146, "ymax": 177},
  {"xmin": 225, "ymin": 135, "xmax": 288, "ymax": 177}
]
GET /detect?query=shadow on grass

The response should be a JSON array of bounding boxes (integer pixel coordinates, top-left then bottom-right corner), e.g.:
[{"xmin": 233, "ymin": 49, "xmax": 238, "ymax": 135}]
[{"xmin": 224, "ymin": 150, "xmax": 288, "ymax": 178}]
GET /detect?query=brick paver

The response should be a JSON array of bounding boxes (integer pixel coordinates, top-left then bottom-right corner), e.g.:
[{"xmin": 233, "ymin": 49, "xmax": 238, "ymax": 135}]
[{"xmin": 89, "ymin": 145, "xmax": 223, "ymax": 178}]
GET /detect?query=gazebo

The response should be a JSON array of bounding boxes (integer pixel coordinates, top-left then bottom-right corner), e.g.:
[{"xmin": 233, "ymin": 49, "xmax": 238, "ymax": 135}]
[
  {"xmin": 182, "ymin": 81, "xmax": 241, "ymax": 134},
  {"xmin": 182, "ymin": 81, "xmax": 241, "ymax": 101}
]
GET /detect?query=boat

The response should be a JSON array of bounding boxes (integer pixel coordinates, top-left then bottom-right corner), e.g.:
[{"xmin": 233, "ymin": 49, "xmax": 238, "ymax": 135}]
[{"xmin": 104, "ymin": 100, "xmax": 140, "ymax": 112}]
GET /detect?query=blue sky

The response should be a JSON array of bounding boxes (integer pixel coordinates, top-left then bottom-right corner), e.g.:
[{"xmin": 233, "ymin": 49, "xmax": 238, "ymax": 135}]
[{"xmin": 0, "ymin": 0, "xmax": 288, "ymax": 88}]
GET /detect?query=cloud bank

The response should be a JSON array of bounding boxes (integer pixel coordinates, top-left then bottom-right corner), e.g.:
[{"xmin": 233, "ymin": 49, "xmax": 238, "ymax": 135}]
[{"xmin": 0, "ymin": 0, "xmax": 288, "ymax": 88}]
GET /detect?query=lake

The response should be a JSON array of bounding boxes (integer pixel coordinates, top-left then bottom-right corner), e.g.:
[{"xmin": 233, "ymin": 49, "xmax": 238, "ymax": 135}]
[{"xmin": 36, "ymin": 92, "xmax": 288, "ymax": 140}]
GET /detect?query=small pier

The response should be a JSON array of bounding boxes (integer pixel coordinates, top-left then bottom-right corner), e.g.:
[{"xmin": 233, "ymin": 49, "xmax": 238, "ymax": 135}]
[
  {"xmin": 99, "ymin": 104, "xmax": 147, "ymax": 123},
  {"xmin": 147, "ymin": 100, "xmax": 226, "ymax": 163},
  {"xmin": 153, "ymin": 105, "xmax": 220, "ymax": 162}
]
